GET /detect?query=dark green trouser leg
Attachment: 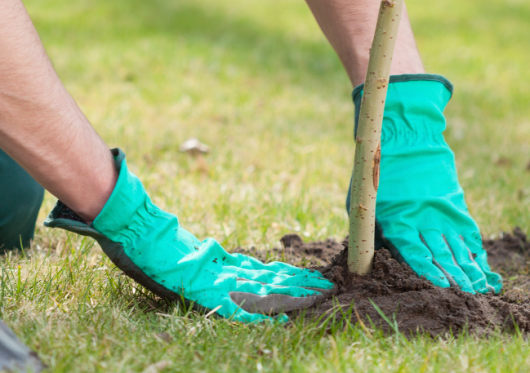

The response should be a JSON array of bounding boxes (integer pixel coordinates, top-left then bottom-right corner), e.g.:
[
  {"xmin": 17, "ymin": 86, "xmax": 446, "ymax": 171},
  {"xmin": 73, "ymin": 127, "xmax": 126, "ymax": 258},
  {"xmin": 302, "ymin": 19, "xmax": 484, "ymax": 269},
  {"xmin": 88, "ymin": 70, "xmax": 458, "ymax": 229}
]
[{"xmin": 0, "ymin": 149, "xmax": 44, "ymax": 253}]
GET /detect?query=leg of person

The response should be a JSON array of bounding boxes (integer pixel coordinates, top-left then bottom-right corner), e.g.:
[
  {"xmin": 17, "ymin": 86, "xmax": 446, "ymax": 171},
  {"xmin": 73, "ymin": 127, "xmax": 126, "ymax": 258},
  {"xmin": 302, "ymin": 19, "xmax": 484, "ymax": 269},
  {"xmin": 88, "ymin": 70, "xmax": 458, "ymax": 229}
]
[
  {"xmin": 0, "ymin": 148, "xmax": 44, "ymax": 253},
  {"xmin": 305, "ymin": 0, "xmax": 502, "ymax": 294}
]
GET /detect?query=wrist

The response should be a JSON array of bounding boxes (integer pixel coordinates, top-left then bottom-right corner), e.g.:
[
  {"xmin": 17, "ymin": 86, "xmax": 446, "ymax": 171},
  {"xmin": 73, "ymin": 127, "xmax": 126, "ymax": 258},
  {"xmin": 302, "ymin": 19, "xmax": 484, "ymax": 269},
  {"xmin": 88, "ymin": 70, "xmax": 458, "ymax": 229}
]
[
  {"xmin": 352, "ymin": 74, "xmax": 454, "ymax": 140},
  {"xmin": 60, "ymin": 149, "xmax": 118, "ymax": 224},
  {"xmin": 91, "ymin": 149, "xmax": 160, "ymax": 242}
]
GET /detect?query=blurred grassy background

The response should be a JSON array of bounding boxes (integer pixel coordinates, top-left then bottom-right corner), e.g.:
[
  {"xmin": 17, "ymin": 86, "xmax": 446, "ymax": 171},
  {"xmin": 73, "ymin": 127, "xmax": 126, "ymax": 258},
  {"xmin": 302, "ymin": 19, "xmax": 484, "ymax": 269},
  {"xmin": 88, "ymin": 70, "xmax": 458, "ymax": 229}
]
[
  {"xmin": 32, "ymin": 0, "xmax": 530, "ymax": 247},
  {"xmin": 3, "ymin": 0, "xmax": 530, "ymax": 371}
]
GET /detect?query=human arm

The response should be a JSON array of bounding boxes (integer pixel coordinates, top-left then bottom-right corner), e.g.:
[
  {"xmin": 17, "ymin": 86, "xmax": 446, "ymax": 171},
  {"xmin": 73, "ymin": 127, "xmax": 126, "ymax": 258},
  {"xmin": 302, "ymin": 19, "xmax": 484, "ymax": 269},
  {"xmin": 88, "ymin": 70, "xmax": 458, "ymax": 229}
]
[
  {"xmin": 305, "ymin": 0, "xmax": 424, "ymax": 87},
  {"xmin": 0, "ymin": 0, "xmax": 335, "ymax": 321},
  {"xmin": 0, "ymin": 0, "xmax": 117, "ymax": 223},
  {"xmin": 305, "ymin": 0, "xmax": 501, "ymax": 293}
]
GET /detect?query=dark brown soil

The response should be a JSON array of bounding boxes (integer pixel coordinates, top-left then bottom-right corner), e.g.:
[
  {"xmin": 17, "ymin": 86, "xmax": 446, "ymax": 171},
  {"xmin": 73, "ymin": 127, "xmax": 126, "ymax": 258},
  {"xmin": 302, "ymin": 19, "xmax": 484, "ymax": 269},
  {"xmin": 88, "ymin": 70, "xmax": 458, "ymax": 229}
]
[
  {"xmin": 234, "ymin": 235, "xmax": 344, "ymax": 267},
  {"xmin": 483, "ymin": 227, "xmax": 530, "ymax": 303},
  {"xmin": 235, "ymin": 228, "xmax": 530, "ymax": 336}
]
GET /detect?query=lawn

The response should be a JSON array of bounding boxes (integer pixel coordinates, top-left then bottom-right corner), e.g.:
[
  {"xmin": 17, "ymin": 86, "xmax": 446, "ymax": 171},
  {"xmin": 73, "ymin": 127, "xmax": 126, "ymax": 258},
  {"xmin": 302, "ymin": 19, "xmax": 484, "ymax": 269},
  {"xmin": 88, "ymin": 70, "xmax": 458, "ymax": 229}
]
[{"xmin": 2, "ymin": 0, "xmax": 530, "ymax": 371}]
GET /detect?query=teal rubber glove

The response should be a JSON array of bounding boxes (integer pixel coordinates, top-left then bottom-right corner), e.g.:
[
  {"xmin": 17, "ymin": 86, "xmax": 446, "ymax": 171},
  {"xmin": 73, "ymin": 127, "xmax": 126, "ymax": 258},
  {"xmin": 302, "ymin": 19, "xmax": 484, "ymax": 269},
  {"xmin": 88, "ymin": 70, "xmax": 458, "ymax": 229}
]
[
  {"xmin": 45, "ymin": 149, "xmax": 335, "ymax": 323},
  {"xmin": 346, "ymin": 74, "xmax": 502, "ymax": 294}
]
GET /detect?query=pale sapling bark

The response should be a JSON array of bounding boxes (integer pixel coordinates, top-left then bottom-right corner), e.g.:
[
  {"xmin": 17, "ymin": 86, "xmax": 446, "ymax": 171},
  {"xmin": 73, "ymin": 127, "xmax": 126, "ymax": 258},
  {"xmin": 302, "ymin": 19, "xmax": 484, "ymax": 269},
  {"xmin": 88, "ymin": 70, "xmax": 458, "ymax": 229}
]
[{"xmin": 348, "ymin": 0, "xmax": 405, "ymax": 274}]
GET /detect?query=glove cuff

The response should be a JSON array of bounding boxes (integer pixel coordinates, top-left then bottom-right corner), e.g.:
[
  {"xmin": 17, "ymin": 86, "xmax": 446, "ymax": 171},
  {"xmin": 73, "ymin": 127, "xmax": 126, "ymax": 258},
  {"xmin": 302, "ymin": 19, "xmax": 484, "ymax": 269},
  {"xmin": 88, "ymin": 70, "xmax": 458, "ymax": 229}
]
[
  {"xmin": 44, "ymin": 149, "xmax": 150, "ymax": 239},
  {"xmin": 352, "ymin": 74, "xmax": 453, "ymax": 140},
  {"xmin": 92, "ymin": 148, "xmax": 160, "ymax": 243}
]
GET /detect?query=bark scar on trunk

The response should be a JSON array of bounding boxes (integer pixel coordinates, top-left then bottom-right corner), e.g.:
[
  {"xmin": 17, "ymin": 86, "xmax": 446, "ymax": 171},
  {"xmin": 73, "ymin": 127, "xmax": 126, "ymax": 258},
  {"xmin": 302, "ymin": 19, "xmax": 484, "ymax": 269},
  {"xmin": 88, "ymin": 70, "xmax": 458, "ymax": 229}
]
[{"xmin": 372, "ymin": 142, "xmax": 381, "ymax": 191}]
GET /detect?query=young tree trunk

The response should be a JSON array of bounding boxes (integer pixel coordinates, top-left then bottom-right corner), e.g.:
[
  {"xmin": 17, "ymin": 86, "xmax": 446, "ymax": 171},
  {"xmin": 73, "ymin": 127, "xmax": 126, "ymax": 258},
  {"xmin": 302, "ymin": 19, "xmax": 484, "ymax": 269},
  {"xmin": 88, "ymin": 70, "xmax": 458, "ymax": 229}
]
[{"xmin": 348, "ymin": 0, "xmax": 404, "ymax": 274}]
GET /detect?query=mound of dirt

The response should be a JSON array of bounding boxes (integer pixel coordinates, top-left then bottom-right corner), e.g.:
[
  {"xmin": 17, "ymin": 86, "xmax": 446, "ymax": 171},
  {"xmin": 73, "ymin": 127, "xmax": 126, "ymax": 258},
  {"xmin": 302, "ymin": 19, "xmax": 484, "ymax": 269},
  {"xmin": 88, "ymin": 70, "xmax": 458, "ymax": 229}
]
[
  {"xmin": 483, "ymin": 227, "xmax": 530, "ymax": 303},
  {"xmin": 484, "ymin": 227, "xmax": 530, "ymax": 270},
  {"xmin": 307, "ymin": 248, "xmax": 530, "ymax": 336},
  {"xmin": 237, "ymin": 229, "xmax": 530, "ymax": 336}
]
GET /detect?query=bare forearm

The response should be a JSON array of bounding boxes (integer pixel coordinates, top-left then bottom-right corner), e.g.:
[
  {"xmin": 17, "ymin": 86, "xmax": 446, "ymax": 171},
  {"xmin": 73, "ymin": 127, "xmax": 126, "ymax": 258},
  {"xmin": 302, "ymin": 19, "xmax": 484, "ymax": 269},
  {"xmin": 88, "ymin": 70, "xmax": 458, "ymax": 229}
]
[
  {"xmin": 305, "ymin": 0, "xmax": 424, "ymax": 86},
  {"xmin": 0, "ymin": 0, "xmax": 117, "ymax": 222}
]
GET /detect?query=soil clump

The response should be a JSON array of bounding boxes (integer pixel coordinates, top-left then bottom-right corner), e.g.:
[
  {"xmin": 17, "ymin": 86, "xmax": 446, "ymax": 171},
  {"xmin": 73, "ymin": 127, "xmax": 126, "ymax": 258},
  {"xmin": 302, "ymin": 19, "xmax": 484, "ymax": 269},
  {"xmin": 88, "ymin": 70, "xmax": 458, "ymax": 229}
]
[{"xmin": 236, "ymin": 228, "xmax": 530, "ymax": 336}]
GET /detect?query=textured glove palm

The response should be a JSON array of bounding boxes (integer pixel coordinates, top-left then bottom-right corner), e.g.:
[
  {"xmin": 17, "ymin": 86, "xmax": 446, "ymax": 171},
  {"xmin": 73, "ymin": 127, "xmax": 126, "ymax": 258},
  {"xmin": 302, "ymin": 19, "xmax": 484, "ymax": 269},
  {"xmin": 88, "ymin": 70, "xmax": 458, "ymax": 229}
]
[{"xmin": 347, "ymin": 75, "xmax": 502, "ymax": 294}]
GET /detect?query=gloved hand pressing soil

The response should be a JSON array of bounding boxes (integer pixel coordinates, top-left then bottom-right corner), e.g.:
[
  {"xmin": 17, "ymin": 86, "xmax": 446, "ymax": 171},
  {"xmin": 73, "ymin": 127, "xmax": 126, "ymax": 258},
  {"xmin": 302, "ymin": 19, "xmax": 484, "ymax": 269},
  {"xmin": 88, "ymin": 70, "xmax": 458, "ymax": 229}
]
[
  {"xmin": 347, "ymin": 74, "xmax": 502, "ymax": 294},
  {"xmin": 45, "ymin": 149, "xmax": 335, "ymax": 323}
]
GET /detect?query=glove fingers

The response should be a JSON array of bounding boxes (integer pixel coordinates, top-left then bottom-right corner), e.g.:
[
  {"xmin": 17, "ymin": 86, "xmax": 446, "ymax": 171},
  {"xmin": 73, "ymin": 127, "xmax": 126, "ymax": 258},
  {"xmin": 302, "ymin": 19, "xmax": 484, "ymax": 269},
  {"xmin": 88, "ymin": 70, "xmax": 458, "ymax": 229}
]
[
  {"xmin": 234, "ymin": 279, "xmax": 321, "ymax": 297},
  {"xmin": 384, "ymin": 229, "xmax": 451, "ymax": 288},
  {"xmin": 225, "ymin": 267, "xmax": 334, "ymax": 290},
  {"xmin": 198, "ymin": 242, "xmax": 324, "ymax": 280},
  {"xmin": 444, "ymin": 232, "xmax": 492, "ymax": 294},
  {"xmin": 213, "ymin": 296, "xmax": 288, "ymax": 323},
  {"xmin": 195, "ymin": 240, "xmax": 311, "ymax": 278},
  {"xmin": 234, "ymin": 255, "xmax": 326, "ymax": 278},
  {"xmin": 229, "ymin": 279, "xmax": 325, "ymax": 314},
  {"xmin": 461, "ymin": 233, "xmax": 503, "ymax": 294},
  {"xmin": 420, "ymin": 230, "xmax": 475, "ymax": 293}
]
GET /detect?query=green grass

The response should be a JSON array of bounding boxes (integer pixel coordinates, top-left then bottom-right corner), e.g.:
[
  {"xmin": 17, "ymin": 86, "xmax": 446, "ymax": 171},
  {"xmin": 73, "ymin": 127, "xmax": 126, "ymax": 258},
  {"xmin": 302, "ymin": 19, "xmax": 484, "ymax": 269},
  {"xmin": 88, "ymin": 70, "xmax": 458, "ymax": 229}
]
[{"xmin": 2, "ymin": 0, "xmax": 530, "ymax": 371}]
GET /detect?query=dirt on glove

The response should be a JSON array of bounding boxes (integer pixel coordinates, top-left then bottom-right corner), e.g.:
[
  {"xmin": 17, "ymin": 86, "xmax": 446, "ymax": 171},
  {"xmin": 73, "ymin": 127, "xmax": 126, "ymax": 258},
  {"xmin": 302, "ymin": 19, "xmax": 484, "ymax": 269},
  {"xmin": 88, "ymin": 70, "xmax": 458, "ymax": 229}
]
[{"xmin": 235, "ymin": 228, "xmax": 530, "ymax": 336}]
